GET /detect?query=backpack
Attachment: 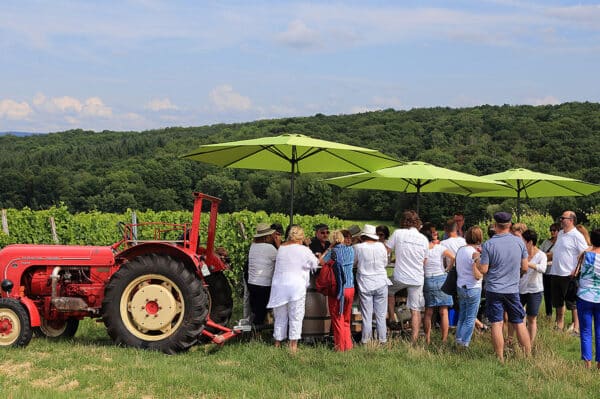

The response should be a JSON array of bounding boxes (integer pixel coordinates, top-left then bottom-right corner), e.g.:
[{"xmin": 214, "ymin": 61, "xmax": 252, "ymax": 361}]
[{"xmin": 315, "ymin": 250, "xmax": 337, "ymax": 297}]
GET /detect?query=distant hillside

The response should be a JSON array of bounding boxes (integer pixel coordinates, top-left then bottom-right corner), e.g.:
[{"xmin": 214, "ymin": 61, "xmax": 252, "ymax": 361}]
[
  {"xmin": 0, "ymin": 131, "xmax": 44, "ymax": 137},
  {"xmin": 0, "ymin": 102, "xmax": 598, "ymax": 224}
]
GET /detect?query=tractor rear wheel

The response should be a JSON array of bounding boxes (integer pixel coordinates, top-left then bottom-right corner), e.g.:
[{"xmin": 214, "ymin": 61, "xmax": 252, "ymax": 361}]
[
  {"xmin": 35, "ymin": 318, "xmax": 79, "ymax": 339},
  {"xmin": 204, "ymin": 271, "xmax": 233, "ymax": 328},
  {"xmin": 102, "ymin": 254, "xmax": 208, "ymax": 354},
  {"xmin": 0, "ymin": 298, "xmax": 33, "ymax": 347}
]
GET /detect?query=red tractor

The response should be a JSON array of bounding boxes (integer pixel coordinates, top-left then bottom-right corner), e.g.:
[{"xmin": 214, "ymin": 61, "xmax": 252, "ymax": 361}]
[{"xmin": 0, "ymin": 192, "xmax": 248, "ymax": 354}]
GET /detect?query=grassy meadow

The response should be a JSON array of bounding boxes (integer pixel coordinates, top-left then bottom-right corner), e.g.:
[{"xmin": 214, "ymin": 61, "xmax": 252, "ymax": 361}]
[{"xmin": 0, "ymin": 308, "xmax": 597, "ymax": 399}]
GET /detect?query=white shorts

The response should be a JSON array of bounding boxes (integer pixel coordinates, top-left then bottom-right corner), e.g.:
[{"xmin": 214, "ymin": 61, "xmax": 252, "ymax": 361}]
[{"xmin": 389, "ymin": 279, "xmax": 424, "ymax": 311}]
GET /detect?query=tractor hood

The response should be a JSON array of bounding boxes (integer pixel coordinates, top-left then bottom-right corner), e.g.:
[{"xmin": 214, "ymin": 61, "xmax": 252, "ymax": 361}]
[{"xmin": 0, "ymin": 244, "xmax": 116, "ymax": 270}]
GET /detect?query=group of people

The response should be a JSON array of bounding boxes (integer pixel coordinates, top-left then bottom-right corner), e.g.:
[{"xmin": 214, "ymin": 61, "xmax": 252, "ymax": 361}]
[
  {"xmin": 242, "ymin": 210, "xmax": 600, "ymax": 366},
  {"xmin": 245, "ymin": 221, "xmax": 391, "ymax": 352}
]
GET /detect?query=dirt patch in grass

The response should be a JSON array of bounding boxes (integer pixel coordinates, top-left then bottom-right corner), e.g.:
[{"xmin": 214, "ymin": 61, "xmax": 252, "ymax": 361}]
[
  {"xmin": 31, "ymin": 374, "xmax": 63, "ymax": 388},
  {"xmin": 58, "ymin": 380, "xmax": 80, "ymax": 391},
  {"xmin": 0, "ymin": 361, "xmax": 32, "ymax": 378}
]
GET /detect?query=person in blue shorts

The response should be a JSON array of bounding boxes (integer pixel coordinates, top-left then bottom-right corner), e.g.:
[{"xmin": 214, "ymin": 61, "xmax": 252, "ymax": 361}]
[{"xmin": 476, "ymin": 212, "xmax": 531, "ymax": 362}]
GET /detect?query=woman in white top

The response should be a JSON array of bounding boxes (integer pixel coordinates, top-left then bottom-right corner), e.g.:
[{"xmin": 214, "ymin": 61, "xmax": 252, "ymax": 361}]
[
  {"xmin": 353, "ymin": 224, "xmax": 389, "ymax": 344},
  {"xmin": 454, "ymin": 226, "xmax": 484, "ymax": 348},
  {"xmin": 247, "ymin": 223, "xmax": 278, "ymax": 325},
  {"xmin": 421, "ymin": 226, "xmax": 455, "ymax": 344},
  {"xmin": 519, "ymin": 229, "xmax": 547, "ymax": 345},
  {"xmin": 267, "ymin": 225, "xmax": 318, "ymax": 353}
]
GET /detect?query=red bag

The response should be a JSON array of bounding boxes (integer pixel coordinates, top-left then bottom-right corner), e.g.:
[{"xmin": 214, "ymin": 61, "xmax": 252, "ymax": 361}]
[{"xmin": 315, "ymin": 259, "xmax": 337, "ymax": 297}]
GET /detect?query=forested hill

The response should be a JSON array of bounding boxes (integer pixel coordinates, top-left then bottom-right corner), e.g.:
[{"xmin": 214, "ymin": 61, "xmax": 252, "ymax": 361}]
[{"xmin": 1, "ymin": 102, "xmax": 598, "ymax": 224}]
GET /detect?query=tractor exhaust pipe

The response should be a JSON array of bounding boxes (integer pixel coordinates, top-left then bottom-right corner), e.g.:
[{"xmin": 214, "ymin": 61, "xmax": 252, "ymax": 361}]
[
  {"xmin": 50, "ymin": 266, "xmax": 91, "ymax": 312},
  {"xmin": 51, "ymin": 266, "xmax": 61, "ymax": 298}
]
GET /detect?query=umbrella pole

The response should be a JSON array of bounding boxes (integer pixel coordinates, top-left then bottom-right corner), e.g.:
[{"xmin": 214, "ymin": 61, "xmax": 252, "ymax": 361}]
[
  {"xmin": 416, "ymin": 184, "xmax": 421, "ymax": 214},
  {"xmin": 516, "ymin": 180, "xmax": 521, "ymax": 222},
  {"xmin": 289, "ymin": 158, "xmax": 296, "ymax": 226}
]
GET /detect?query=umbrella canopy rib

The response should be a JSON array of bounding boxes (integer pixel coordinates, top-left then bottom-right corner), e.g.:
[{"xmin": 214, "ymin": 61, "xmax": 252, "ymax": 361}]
[{"xmin": 446, "ymin": 179, "xmax": 482, "ymax": 194}]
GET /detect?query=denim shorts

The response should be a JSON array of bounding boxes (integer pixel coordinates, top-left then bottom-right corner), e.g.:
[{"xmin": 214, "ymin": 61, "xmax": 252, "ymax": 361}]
[
  {"xmin": 519, "ymin": 291, "xmax": 543, "ymax": 317},
  {"xmin": 423, "ymin": 275, "xmax": 453, "ymax": 308},
  {"xmin": 485, "ymin": 291, "xmax": 525, "ymax": 324}
]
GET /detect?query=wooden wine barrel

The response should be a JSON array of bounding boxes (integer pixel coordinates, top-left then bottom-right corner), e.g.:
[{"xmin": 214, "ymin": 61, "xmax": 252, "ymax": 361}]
[{"xmin": 302, "ymin": 274, "xmax": 331, "ymax": 338}]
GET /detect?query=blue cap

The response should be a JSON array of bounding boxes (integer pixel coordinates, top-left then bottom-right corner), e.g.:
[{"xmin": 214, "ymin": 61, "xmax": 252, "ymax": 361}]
[{"xmin": 493, "ymin": 212, "xmax": 512, "ymax": 223}]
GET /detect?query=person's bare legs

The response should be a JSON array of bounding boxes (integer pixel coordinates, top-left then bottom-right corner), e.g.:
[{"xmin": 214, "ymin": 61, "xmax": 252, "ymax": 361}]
[
  {"xmin": 411, "ymin": 310, "xmax": 421, "ymax": 343},
  {"xmin": 506, "ymin": 321, "xmax": 515, "ymax": 346},
  {"xmin": 526, "ymin": 315, "xmax": 538, "ymax": 345},
  {"xmin": 556, "ymin": 305, "xmax": 565, "ymax": 330},
  {"xmin": 274, "ymin": 340, "xmax": 281, "ymax": 348},
  {"xmin": 439, "ymin": 306, "xmax": 449, "ymax": 343},
  {"xmin": 424, "ymin": 307, "xmax": 434, "ymax": 344},
  {"xmin": 388, "ymin": 296, "xmax": 397, "ymax": 324},
  {"xmin": 491, "ymin": 321, "xmax": 505, "ymax": 363},
  {"xmin": 289, "ymin": 339, "xmax": 298, "ymax": 354},
  {"xmin": 513, "ymin": 322, "xmax": 531, "ymax": 356},
  {"xmin": 572, "ymin": 308, "xmax": 579, "ymax": 333}
]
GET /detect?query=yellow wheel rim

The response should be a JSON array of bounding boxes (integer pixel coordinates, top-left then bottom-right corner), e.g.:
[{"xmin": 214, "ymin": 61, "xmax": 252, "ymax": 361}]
[
  {"xmin": 39, "ymin": 318, "xmax": 67, "ymax": 337},
  {"xmin": 0, "ymin": 308, "xmax": 21, "ymax": 346},
  {"xmin": 120, "ymin": 274, "xmax": 184, "ymax": 341}
]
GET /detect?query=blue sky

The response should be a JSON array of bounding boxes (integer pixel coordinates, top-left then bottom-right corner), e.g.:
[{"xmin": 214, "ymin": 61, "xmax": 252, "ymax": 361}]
[{"xmin": 1, "ymin": 0, "xmax": 599, "ymax": 133}]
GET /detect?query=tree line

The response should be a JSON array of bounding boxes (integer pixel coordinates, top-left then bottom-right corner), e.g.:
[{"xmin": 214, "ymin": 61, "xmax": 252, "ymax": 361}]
[{"xmin": 0, "ymin": 102, "xmax": 598, "ymax": 225}]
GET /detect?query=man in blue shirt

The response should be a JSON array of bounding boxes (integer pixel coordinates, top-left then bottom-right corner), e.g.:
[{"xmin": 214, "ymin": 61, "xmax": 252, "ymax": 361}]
[{"xmin": 477, "ymin": 212, "xmax": 531, "ymax": 362}]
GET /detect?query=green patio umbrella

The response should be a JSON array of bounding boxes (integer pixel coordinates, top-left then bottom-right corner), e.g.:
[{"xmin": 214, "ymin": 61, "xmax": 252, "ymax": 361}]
[
  {"xmin": 470, "ymin": 167, "xmax": 600, "ymax": 220},
  {"xmin": 323, "ymin": 161, "xmax": 506, "ymax": 214},
  {"xmin": 182, "ymin": 134, "xmax": 401, "ymax": 224}
]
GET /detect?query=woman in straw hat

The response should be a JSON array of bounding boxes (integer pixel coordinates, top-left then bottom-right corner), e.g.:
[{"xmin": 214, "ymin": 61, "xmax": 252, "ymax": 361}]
[{"xmin": 247, "ymin": 223, "xmax": 278, "ymax": 326}]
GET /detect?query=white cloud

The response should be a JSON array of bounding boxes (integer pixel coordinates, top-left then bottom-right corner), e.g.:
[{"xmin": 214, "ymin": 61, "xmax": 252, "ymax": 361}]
[
  {"xmin": 0, "ymin": 99, "xmax": 33, "ymax": 120},
  {"xmin": 145, "ymin": 98, "xmax": 178, "ymax": 111},
  {"xmin": 277, "ymin": 19, "xmax": 321, "ymax": 49},
  {"xmin": 209, "ymin": 85, "xmax": 251, "ymax": 111},
  {"xmin": 123, "ymin": 112, "xmax": 143, "ymax": 121},
  {"xmin": 32, "ymin": 92, "xmax": 46, "ymax": 106},
  {"xmin": 82, "ymin": 97, "xmax": 112, "ymax": 118},
  {"xmin": 32, "ymin": 93, "xmax": 113, "ymax": 116},
  {"xmin": 52, "ymin": 96, "xmax": 84, "ymax": 113},
  {"xmin": 527, "ymin": 95, "xmax": 560, "ymax": 106}
]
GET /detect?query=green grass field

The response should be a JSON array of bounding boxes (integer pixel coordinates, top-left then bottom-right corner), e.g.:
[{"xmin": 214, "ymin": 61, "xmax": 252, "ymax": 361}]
[{"xmin": 1, "ymin": 308, "xmax": 597, "ymax": 399}]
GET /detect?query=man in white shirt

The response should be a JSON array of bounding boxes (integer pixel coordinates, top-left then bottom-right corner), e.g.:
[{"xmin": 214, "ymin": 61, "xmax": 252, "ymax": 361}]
[
  {"xmin": 440, "ymin": 219, "xmax": 467, "ymax": 256},
  {"xmin": 386, "ymin": 210, "xmax": 429, "ymax": 343},
  {"xmin": 549, "ymin": 210, "xmax": 589, "ymax": 333}
]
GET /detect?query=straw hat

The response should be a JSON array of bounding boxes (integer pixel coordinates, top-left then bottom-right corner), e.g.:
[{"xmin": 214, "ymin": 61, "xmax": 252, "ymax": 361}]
[{"xmin": 254, "ymin": 223, "xmax": 275, "ymax": 238}]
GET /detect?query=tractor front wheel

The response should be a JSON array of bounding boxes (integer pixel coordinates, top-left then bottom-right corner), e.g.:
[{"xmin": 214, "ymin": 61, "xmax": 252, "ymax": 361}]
[
  {"xmin": 102, "ymin": 254, "xmax": 208, "ymax": 354},
  {"xmin": 0, "ymin": 298, "xmax": 33, "ymax": 347},
  {"xmin": 204, "ymin": 271, "xmax": 233, "ymax": 328},
  {"xmin": 35, "ymin": 318, "xmax": 79, "ymax": 339}
]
